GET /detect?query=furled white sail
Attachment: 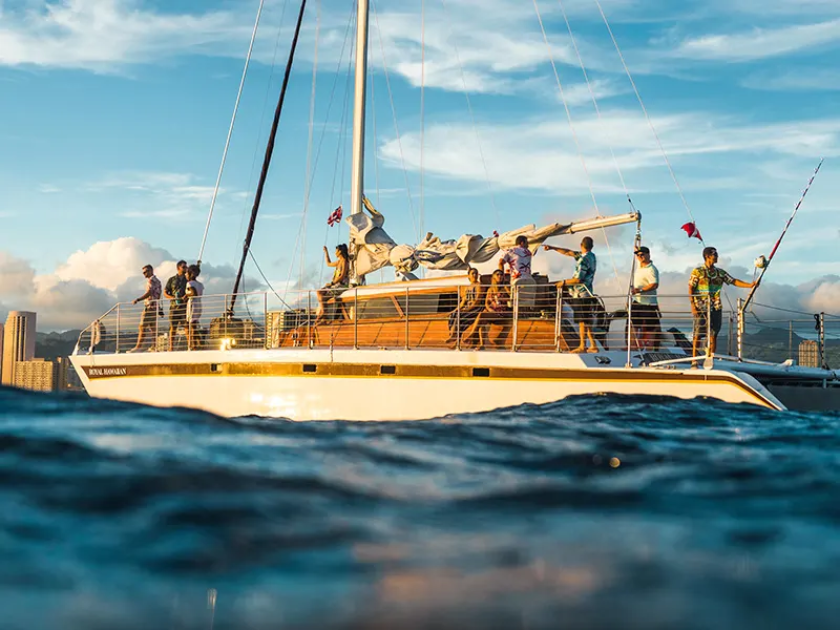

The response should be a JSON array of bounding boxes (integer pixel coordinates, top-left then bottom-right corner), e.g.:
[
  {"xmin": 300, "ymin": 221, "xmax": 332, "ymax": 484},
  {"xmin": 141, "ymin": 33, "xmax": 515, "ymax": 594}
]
[{"xmin": 347, "ymin": 198, "xmax": 639, "ymax": 279}]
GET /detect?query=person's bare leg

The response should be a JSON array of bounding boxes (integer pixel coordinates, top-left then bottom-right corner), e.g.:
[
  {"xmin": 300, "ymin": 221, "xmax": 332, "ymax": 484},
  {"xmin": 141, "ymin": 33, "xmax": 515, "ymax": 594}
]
[
  {"xmin": 186, "ymin": 322, "xmax": 193, "ymax": 351},
  {"xmin": 131, "ymin": 323, "xmax": 145, "ymax": 352},
  {"xmin": 585, "ymin": 324, "xmax": 598, "ymax": 352},
  {"xmin": 572, "ymin": 322, "xmax": 587, "ymax": 353},
  {"xmin": 314, "ymin": 290, "xmax": 327, "ymax": 325},
  {"xmin": 169, "ymin": 324, "xmax": 175, "ymax": 352},
  {"xmin": 709, "ymin": 333, "xmax": 718, "ymax": 356}
]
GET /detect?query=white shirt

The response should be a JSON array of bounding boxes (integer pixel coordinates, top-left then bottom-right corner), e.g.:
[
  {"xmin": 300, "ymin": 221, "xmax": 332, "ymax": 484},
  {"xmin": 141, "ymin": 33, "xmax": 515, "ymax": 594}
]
[
  {"xmin": 186, "ymin": 280, "xmax": 204, "ymax": 322},
  {"xmin": 633, "ymin": 263, "xmax": 659, "ymax": 306},
  {"xmin": 502, "ymin": 247, "xmax": 533, "ymax": 281}
]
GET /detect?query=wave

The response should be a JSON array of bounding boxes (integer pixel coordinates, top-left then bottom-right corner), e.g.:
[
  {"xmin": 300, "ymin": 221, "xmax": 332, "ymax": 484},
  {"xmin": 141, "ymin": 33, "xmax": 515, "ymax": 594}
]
[{"xmin": 0, "ymin": 387, "xmax": 839, "ymax": 629}]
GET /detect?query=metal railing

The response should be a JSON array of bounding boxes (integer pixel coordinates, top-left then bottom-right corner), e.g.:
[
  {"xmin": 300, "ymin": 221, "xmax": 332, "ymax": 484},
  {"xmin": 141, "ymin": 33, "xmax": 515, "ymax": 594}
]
[
  {"xmin": 736, "ymin": 300, "xmax": 839, "ymax": 369},
  {"xmin": 73, "ymin": 284, "xmax": 837, "ymax": 368}
]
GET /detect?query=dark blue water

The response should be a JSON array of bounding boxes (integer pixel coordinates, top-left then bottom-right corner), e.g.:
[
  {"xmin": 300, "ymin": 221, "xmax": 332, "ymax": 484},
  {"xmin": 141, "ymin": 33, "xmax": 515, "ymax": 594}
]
[{"xmin": 1, "ymin": 388, "xmax": 839, "ymax": 629}]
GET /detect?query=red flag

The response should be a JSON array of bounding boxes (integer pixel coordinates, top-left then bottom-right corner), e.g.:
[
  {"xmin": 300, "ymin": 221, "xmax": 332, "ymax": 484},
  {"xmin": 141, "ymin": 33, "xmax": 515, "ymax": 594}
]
[
  {"xmin": 681, "ymin": 222, "xmax": 702, "ymax": 241},
  {"xmin": 327, "ymin": 205, "xmax": 343, "ymax": 227}
]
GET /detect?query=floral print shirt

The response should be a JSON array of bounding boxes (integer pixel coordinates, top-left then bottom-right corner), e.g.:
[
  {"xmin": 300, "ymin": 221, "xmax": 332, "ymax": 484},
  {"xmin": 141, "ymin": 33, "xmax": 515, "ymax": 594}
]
[{"xmin": 689, "ymin": 266, "xmax": 735, "ymax": 312}]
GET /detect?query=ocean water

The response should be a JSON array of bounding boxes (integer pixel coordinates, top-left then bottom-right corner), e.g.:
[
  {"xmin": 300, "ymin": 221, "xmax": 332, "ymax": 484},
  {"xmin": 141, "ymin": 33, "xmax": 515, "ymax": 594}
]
[{"xmin": 1, "ymin": 388, "xmax": 839, "ymax": 630}]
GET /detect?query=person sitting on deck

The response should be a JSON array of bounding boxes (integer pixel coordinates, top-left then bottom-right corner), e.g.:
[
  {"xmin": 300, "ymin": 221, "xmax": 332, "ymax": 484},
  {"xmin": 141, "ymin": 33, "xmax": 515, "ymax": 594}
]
[
  {"xmin": 499, "ymin": 235, "xmax": 536, "ymax": 314},
  {"xmin": 446, "ymin": 267, "xmax": 484, "ymax": 344},
  {"xmin": 544, "ymin": 236, "xmax": 598, "ymax": 353},
  {"xmin": 464, "ymin": 269, "xmax": 512, "ymax": 350},
  {"xmin": 315, "ymin": 244, "xmax": 349, "ymax": 325}
]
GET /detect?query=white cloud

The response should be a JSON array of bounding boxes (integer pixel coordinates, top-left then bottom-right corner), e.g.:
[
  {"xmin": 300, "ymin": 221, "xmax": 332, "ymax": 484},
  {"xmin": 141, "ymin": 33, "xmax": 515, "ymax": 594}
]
[
  {"xmin": 79, "ymin": 171, "xmax": 235, "ymax": 222},
  {"xmin": 55, "ymin": 237, "xmax": 172, "ymax": 291},
  {"xmin": 0, "ymin": 238, "xmax": 255, "ymax": 331},
  {"xmin": 673, "ymin": 19, "xmax": 840, "ymax": 62},
  {"xmin": 378, "ymin": 109, "xmax": 840, "ymax": 194},
  {"xmin": 742, "ymin": 68, "xmax": 840, "ymax": 92},
  {"xmin": 0, "ymin": 0, "xmax": 245, "ymax": 71}
]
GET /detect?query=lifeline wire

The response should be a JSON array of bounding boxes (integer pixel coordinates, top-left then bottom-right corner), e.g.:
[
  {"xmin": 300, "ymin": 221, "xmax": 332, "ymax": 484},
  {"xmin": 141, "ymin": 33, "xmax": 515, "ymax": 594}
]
[{"xmin": 198, "ymin": 0, "xmax": 267, "ymax": 264}]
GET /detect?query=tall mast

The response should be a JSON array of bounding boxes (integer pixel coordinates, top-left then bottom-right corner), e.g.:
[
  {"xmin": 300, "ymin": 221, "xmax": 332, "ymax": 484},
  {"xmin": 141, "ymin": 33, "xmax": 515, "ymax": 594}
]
[{"xmin": 350, "ymin": 0, "xmax": 370, "ymax": 217}]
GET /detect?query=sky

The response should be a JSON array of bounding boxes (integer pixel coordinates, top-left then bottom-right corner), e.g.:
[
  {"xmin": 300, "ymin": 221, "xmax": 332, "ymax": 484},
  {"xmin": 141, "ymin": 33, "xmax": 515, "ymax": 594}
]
[{"xmin": 0, "ymin": 0, "xmax": 838, "ymax": 330}]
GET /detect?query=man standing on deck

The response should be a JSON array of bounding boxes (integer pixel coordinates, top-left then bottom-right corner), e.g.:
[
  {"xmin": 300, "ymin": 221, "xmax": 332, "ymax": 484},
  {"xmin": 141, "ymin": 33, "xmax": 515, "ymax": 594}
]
[
  {"xmin": 164, "ymin": 260, "xmax": 188, "ymax": 352},
  {"xmin": 499, "ymin": 235, "xmax": 536, "ymax": 313},
  {"xmin": 544, "ymin": 236, "xmax": 598, "ymax": 353},
  {"xmin": 630, "ymin": 246, "xmax": 660, "ymax": 350},
  {"xmin": 689, "ymin": 247, "xmax": 755, "ymax": 358},
  {"xmin": 129, "ymin": 264, "xmax": 161, "ymax": 353}
]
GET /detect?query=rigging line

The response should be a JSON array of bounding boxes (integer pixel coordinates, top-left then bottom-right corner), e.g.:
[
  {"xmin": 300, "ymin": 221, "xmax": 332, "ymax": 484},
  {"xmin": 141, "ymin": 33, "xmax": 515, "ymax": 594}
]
[
  {"xmin": 248, "ymin": 249, "xmax": 293, "ymax": 309},
  {"xmin": 298, "ymin": 0, "xmax": 322, "ymax": 294},
  {"xmin": 420, "ymin": 0, "xmax": 426, "ymax": 237},
  {"xmin": 280, "ymin": 6, "xmax": 355, "ymax": 300},
  {"xmin": 592, "ymin": 0, "xmax": 702, "ymax": 240},
  {"xmin": 230, "ymin": 0, "xmax": 309, "ymax": 315},
  {"xmin": 556, "ymin": 0, "xmax": 629, "ymax": 201},
  {"xmin": 532, "ymin": 0, "xmax": 620, "ymax": 282},
  {"xmin": 198, "ymin": 0, "xmax": 267, "ymax": 265},
  {"xmin": 370, "ymin": 43, "xmax": 381, "ymax": 209},
  {"xmin": 555, "ymin": 0, "xmax": 625, "ymax": 284},
  {"xmin": 234, "ymin": 0, "xmax": 291, "ymax": 268},
  {"xmin": 438, "ymin": 0, "xmax": 499, "ymax": 228},
  {"xmin": 371, "ymin": 0, "xmax": 420, "ymax": 243},
  {"xmin": 301, "ymin": 7, "xmax": 356, "ymax": 199}
]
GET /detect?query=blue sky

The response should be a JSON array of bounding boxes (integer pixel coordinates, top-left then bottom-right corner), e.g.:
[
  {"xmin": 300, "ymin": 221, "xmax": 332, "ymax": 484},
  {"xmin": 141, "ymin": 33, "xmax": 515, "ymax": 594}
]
[{"xmin": 0, "ymin": 0, "xmax": 838, "ymax": 329}]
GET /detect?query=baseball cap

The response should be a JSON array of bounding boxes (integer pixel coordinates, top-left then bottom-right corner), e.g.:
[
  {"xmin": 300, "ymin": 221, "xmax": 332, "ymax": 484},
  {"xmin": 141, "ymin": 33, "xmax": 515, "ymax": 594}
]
[{"xmin": 634, "ymin": 246, "xmax": 650, "ymax": 255}]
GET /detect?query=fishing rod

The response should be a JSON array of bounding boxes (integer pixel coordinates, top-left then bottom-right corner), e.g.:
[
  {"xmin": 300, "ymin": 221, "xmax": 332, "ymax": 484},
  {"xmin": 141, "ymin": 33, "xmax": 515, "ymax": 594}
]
[{"xmin": 743, "ymin": 159, "xmax": 824, "ymax": 311}]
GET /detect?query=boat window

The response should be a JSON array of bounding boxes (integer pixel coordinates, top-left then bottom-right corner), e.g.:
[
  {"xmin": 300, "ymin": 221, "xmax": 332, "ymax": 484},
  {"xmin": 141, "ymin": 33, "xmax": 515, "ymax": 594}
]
[
  {"xmin": 356, "ymin": 297, "xmax": 400, "ymax": 319},
  {"xmin": 437, "ymin": 291, "xmax": 458, "ymax": 314},
  {"xmin": 394, "ymin": 293, "xmax": 441, "ymax": 316}
]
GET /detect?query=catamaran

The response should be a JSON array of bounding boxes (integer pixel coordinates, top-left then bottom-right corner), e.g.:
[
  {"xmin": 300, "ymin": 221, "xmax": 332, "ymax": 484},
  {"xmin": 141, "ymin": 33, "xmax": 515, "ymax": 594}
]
[{"xmin": 70, "ymin": 0, "xmax": 839, "ymax": 418}]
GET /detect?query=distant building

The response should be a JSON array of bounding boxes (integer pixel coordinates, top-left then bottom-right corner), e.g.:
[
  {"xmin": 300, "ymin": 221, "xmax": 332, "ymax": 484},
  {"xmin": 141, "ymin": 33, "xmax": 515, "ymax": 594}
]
[
  {"xmin": 13, "ymin": 359, "xmax": 60, "ymax": 392},
  {"xmin": 799, "ymin": 340, "xmax": 820, "ymax": 368},
  {"xmin": 2, "ymin": 311, "xmax": 36, "ymax": 387}
]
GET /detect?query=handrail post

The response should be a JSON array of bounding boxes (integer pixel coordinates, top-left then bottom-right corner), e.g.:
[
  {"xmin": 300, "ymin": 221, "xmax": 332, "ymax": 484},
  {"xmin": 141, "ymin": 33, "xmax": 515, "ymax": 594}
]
[
  {"xmin": 554, "ymin": 289, "xmax": 562, "ymax": 353},
  {"xmin": 155, "ymin": 299, "xmax": 159, "ymax": 352},
  {"xmin": 626, "ymin": 294, "xmax": 633, "ymax": 367},
  {"xmin": 511, "ymin": 283, "xmax": 519, "ymax": 352},
  {"xmin": 727, "ymin": 312, "xmax": 734, "ymax": 356},
  {"xmin": 819, "ymin": 312, "xmax": 826, "ymax": 369},
  {"xmin": 404, "ymin": 287, "xmax": 410, "ymax": 350},
  {"xmin": 353, "ymin": 288, "xmax": 359, "ymax": 350},
  {"xmin": 456, "ymin": 286, "xmax": 461, "ymax": 351},
  {"xmin": 737, "ymin": 298, "xmax": 744, "ymax": 361},
  {"xmin": 308, "ymin": 291, "xmax": 313, "ymax": 349},
  {"xmin": 263, "ymin": 291, "xmax": 269, "ymax": 349},
  {"xmin": 706, "ymin": 296, "xmax": 712, "ymax": 358},
  {"xmin": 116, "ymin": 304, "xmax": 121, "ymax": 354}
]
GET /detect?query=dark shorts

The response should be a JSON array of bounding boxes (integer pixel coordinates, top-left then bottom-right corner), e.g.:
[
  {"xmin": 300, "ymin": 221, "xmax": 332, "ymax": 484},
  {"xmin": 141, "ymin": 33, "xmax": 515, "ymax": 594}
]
[
  {"xmin": 694, "ymin": 309, "xmax": 723, "ymax": 338},
  {"xmin": 141, "ymin": 305, "xmax": 157, "ymax": 329},
  {"xmin": 570, "ymin": 296, "xmax": 596, "ymax": 325},
  {"xmin": 630, "ymin": 303, "xmax": 660, "ymax": 332},
  {"xmin": 169, "ymin": 304, "xmax": 187, "ymax": 325}
]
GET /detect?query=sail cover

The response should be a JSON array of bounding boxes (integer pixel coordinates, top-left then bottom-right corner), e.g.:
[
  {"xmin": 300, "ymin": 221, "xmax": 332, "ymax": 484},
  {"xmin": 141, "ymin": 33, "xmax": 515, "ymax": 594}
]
[{"xmin": 347, "ymin": 198, "xmax": 638, "ymax": 278}]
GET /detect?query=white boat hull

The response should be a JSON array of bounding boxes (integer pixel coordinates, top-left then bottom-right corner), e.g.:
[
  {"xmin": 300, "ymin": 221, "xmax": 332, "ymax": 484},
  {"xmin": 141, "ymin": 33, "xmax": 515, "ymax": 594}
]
[{"xmin": 70, "ymin": 349, "xmax": 784, "ymax": 420}]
